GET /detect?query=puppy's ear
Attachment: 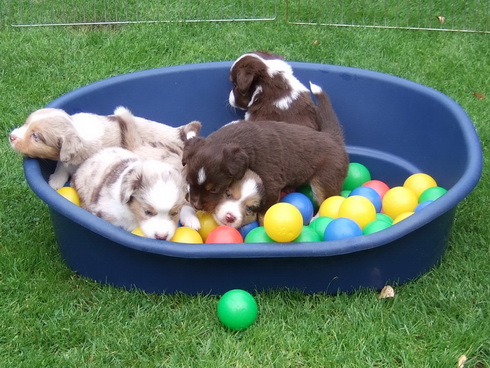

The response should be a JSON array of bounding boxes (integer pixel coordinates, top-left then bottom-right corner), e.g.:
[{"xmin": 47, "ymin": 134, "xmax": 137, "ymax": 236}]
[
  {"xmin": 180, "ymin": 120, "xmax": 202, "ymax": 142},
  {"xmin": 120, "ymin": 165, "xmax": 143, "ymax": 203},
  {"xmin": 222, "ymin": 144, "xmax": 248, "ymax": 180},
  {"xmin": 236, "ymin": 70, "xmax": 255, "ymax": 95},
  {"xmin": 59, "ymin": 133, "xmax": 88, "ymax": 165},
  {"xmin": 182, "ymin": 136, "xmax": 205, "ymax": 166}
]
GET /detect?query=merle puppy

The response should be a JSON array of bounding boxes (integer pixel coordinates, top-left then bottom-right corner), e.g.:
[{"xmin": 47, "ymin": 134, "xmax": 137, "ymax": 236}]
[{"xmin": 182, "ymin": 117, "xmax": 348, "ymax": 223}]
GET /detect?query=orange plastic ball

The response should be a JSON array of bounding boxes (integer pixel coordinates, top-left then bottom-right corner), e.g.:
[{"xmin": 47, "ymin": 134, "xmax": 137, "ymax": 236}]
[
  {"xmin": 206, "ymin": 226, "xmax": 243, "ymax": 243},
  {"xmin": 318, "ymin": 196, "xmax": 345, "ymax": 218},
  {"xmin": 264, "ymin": 203, "xmax": 303, "ymax": 242},
  {"xmin": 56, "ymin": 186, "xmax": 80, "ymax": 206},
  {"xmin": 382, "ymin": 186, "xmax": 418, "ymax": 220},
  {"xmin": 170, "ymin": 227, "xmax": 203, "ymax": 243},
  {"xmin": 403, "ymin": 173, "xmax": 437, "ymax": 199},
  {"xmin": 337, "ymin": 195, "xmax": 377, "ymax": 229}
]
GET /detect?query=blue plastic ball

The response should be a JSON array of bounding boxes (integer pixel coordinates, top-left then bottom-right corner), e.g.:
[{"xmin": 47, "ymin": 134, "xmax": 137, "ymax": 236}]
[
  {"xmin": 415, "ymin": 200, "xmax": 434, "ymax": 212},
  {"xmin": 280, "ymin": 192, "xmax": 314, "ymax": 225},
  {"xmin": 238, "ymin": 220, "xmax": 259, "ymax": 239},
  {"xmin": 324, "ymin": 217, "xmax": 362, "ymax": 241},
  {"xmin": 349, "ymin": 186, "xmax": 382, "ymax": 212}
]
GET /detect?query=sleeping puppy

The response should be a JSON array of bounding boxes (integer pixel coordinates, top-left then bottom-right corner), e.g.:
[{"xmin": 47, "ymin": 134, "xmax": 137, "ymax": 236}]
[
  {"xmin": 210, "ymin": 83, "xmax": 345, "ymax": 228},
  {"xmin": 229, "ymin": 51, "xmax": 322, "ymax": 130},
  {"xmin": 72, "ymin": 147, "xmax": 192, "ymax": 240},
  {"xmin": 182, "ymin": 119, "xmax": 348, "ymax": 225},
  {"xmin": 9, "ymin": 107, "xmax": 201, "ymax": 190}
]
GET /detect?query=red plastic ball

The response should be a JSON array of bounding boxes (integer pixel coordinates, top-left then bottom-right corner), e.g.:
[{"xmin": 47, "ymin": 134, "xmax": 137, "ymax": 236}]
[
  {"xmin": 205, "ymin": 225, "xmax": 244, "ymax": 244},
  {"xmin": 362, "ymin": 180, "xmax": 390, "ymax": 199}
]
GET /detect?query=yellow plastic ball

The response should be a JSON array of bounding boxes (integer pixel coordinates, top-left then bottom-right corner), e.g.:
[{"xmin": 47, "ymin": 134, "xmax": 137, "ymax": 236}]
[
  {"xmin": 337, "ymin": 195, "xmax": 377, "ymax": 229},
  {"xmin": 196, "ymin": 211, "xmax": 219, "ymax": 242},
  {"xmin": 393, "ymin": 211, "xmax": 415, "ymax": 224},
  {"xmin": 382, "ymin": 186, "xmax": 418, "ymax": 220},
  {"xmin": 318, "ymin": 195, "xmax": 345, "ymax": 218},
  {"xmin": 56, "ymin": 186, "xmax": 80, "ymax": 206},
  {"xmin": 403, "ymin": 173, "xmax": 437, "ymax": 199},
  {"xmin": 131, "ymin": 227, "xmax": 146, "ymax": 237},
  {"xmin": 264, "ymin": 203, "xmax": 303, "ymax": 242},
  {"xmin": 170, "ymin": 227, "xmax": 203, "ymax": 243}
]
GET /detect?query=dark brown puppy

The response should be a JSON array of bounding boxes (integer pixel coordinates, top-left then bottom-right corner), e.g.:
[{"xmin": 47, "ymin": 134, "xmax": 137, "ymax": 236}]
[
  {"xmin": 182, "ymin": 120, "xmax": 348, "ymax": 223},
  {"xmin": 229, "ymin": 51, "xmax": 322, "ymax": 131}
]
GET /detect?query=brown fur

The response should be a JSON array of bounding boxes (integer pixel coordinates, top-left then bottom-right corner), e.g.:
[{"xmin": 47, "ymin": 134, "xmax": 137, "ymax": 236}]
[
  {"xmin": 229, "ymin": 51, "xmax": 321, "ymax": 130},
  {"xmin": 183, "ymin": 120, "xmax": 348, "ymax": 220}
]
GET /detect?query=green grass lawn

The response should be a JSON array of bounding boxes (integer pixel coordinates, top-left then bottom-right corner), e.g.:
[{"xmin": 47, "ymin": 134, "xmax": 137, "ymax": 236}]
[{"xmin": 0, "ymin": 3, "xmax": 489, "ymax": 367}]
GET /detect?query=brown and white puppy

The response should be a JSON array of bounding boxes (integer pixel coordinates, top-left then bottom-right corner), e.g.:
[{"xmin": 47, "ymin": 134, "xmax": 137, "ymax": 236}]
[
  {"xmin": 72, "ymin": 147, "xmax": 191, "ymax": 240},
  {"xmin": 229, "ymin": 51, "xmax": 322, "ymax": 130},
  {"xmin": 9, "ymin": 107, "xmax": 201, "ymax": 189},
  {"xmin": 182, "ymin": 118, "xmax": 348, "ymax": 224},
  {"xmin": 212, "ymin": 169, "xmax": 265, "ymax": 228},
  {"xmin": 210, "ymin": 83, "xmax": 346, "ymax": 228}
]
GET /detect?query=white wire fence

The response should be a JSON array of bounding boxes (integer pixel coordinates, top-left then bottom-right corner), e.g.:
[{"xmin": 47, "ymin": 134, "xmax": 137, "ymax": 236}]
[
  {"xmin": 286, "ymin": 0, "xmax": 490, "ymax": 33},
  {"xmin": 1, "ymin": 0, "xmax": 489, "ymax": 33}
]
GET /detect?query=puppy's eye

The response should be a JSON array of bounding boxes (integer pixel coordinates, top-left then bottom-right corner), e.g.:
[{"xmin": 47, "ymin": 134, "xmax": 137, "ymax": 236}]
[
  {"xmin": 144, "ymin": 210, "xmax": 156, "ymax": 217},
  {"xmin": 170, "ymin": 211, "xmax": 179, "ymax": 218},
  {"xmin": 245, "ymin": 206, "xmax": 256, "ymax": 215},
  {"xmin": 209, "ymin": 188, "xmax": 220, "ymax": 194},
  {"xmin": 31, "ymin": 132, "xmax": 39, "ymax": 141},
  {"xmin": 225, "ymin": 191, "xmax": 232, "ymax": 199}
]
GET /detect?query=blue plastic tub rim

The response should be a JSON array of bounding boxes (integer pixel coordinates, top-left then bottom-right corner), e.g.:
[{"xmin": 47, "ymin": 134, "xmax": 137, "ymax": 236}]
[{"xmin": 23, "ymin": 61, "xmax": 483, "ymax": 259}]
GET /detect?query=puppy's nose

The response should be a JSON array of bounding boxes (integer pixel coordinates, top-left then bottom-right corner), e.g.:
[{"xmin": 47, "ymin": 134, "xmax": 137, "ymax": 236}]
[
  {"xmin": 9, "ymin": 134, "xmax": 17, "ymax": 143},
  {"xmin": 225, "ymin": 213, "xmax": 236, "ymax": 224},
  {"xmin": 155, "ymin": 233, "xmax": 169, "ymax": 241}
]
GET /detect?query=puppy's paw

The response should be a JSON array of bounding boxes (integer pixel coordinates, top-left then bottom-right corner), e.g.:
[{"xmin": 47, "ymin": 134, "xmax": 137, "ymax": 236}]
[
  {"xmin": 48, "ymin": 173, "xmax": 68, "ymax": 190},
  {"xmin": 180, "ymin": 205, "xmax": 201, "ymax": 230}
]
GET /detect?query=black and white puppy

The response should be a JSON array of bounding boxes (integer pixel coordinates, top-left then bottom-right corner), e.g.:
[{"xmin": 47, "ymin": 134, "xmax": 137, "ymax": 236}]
[{"xmin": 229, "ymin": 51, "xmax": 322, "ymax": 131}]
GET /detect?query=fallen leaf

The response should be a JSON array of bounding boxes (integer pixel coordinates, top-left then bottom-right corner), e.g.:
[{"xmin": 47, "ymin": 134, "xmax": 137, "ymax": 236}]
[
  {"xmin": 458, "ymin": 354, "xmax": 467, "ymax": 368},
  {"xmin": 472, "ymin": 92, "xmax": 486, "ymax": 99},
  {"xmin": 313, "ymin": 40, "xmax": 319, "ymax": 45},
  {"xmin": 436, "ymin": 16, "xmax": 446, "ymax": 24},
  {"xmin": 378, "ymin": 285, "xmax": 395, "ymax": 299}
]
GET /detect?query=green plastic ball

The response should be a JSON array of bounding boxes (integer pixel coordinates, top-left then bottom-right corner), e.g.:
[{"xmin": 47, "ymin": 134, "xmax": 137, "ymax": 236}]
[
  {"xmin": 244, "ymin": 227, "xmax": 274, "ymax": 243},
  {"xmin": 376, "ymin": 213, "xmax": 394, "ymax": 224},
  {"xmin": 342, "ymin": 163, "xmax": 372, "ymax": 191},
  {"xmin": 293, "ymin": 226, "xmax": 322, "ymax": 242},
  {"xmin": 217, "ymin": 289, "xmax": 258, "ymax": 330},
  {"xmin": 309, "ymin": 216, "xmax": 334, "ymax": 237},
  {"xmin": 363, "ymin": 219, "xmax": 392, "ymax": 235},
  {"xmin": 419, "ymin": 186, "xmax": 447, "ymax": 203}
]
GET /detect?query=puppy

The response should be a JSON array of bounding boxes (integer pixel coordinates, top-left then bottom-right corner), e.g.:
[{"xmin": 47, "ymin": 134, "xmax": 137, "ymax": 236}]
[
  {"xmin": 182, "ymin": 117, "xmax": 348, "ymax": 224},
  {"xmin": 229, "ymin": 51, "xmax": 322, "ymax": 130},
  {"xmin": 72, "ymin": 147, "xmax": 191, "ymax": 240},
  {"xmin": 212, "ymin": 169, "xmax": 265, "ymax": 228},
  {"xmin": 9, "ymin": 107, "xmax": 201, "ymax": 189},
  {"xmin": 210, "ymin": 84, "xmax": 345, "ymax": 228}
]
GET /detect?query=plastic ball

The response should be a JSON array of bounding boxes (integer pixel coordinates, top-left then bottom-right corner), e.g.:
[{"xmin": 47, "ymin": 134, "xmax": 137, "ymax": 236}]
[
  {"xmin": 206, "ymin": 226, "xmax": 243, "ymax": 244},
  {"xmin": 324, "ymin": 217, "xmax": 362, "ymax": 241},
  {"xmin": 419, "ymin": 186, "xmax": 447, "ymax": 203},
  {"xmin": 362, "ymin": 179, "xmax": 390, "ymax": 199},
  {"xmin": 382, "ymin": 186, "xmax": 418, "ymax": 220},
  {"xmin": 296, "ymin": 184, "xmax": 319, "ymax": 212},
  {"xmin": 415, "ymin": 200, "xmax": 434, "ymax": 212},
  {"xmin": 309, "ymin": 216, "xmax": 334, "ymax": 237},
  {"xmin": 293, "ymin": 226, "xmax": 323, "ymax": 242},
  {"xmin": 280, "ymin": 192, "xmax": 314, "ymax": 225},
  {"xmin": 363, "ymin": 219, "xmax": 392, "ymax": 235},
  {"xmin": 318, "ymin": 196, "xmax": 345, "ymax": 218},
  {"xmin": 56, "ymin": 186, "xmax": 80, "ymax": 206},
  {"xmin": 238, "ymin": 221, "xmax": 259, "ymax": 239},
  {"xmin": 340, "ymin": 190, "xmax": 351, "ymax": 198},
  {"xmin": 264, "ymin": 203, "xmax": 303, "ymax": 242},
  {"xmin": 196, "ymin": 211, "xmax": 219, "ymax": 241},
  {"xmin": 349, "ymin": 186, "xmax": 382, "ymax": 212},
  {"xmin": 337, "ymin": 195, "xmax": 377, "ymax": 229},
  {"xmin": 393, "ymin": 211, "xmax": 415, "ymax": 224},
  {"xmin": 244, "ymin": 227, "xmax": 274, "ymax": 243},
  {"xmin": 170, "ymin": 227, "xmax": 203, "ymax": 243},
  {"xmin": 342, "ymin": 163, "xmax": 371, "ymax": 191},
  {"xmin": 217, "ymin": 289, "xmax": 258, "ymax": 331},
  {"xmin": 131, "ymin": 227, "xmax": 145, "ymax": 237},
  {"xmin": 403, "ymin": 173, "xmax": 437, "ymax": 198},
  {"xmin": 376, "ymin": 213, "xmax": 394, "ymax": 225}
]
